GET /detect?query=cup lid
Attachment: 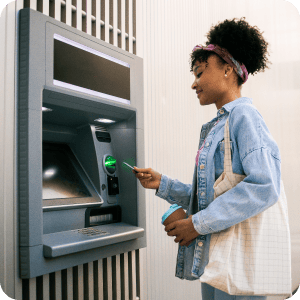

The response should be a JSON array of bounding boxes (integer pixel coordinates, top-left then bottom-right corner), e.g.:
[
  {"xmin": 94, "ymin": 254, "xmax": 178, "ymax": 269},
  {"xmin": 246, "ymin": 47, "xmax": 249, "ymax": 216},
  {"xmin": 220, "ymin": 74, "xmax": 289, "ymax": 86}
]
[{"xmin": 161, "ymin": 204, "xmax": 183, "ymax": 224}]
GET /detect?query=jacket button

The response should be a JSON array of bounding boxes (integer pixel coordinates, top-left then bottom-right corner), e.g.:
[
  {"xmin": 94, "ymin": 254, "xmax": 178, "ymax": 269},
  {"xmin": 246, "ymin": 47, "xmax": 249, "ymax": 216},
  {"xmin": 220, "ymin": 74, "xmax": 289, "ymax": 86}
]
[
  {"xmin": 200, "ymin": 164, "xmax": 205, "ymax": 169},
  {"xmin": 198, "ymin": 242, "xmax": 203, "ymax": 247},
  {"xmin": 219, "ymin": 109, "xmax": 224, "ymax": 114},
  {"xmin": 205, "ymin": 142, "xmax": 209, "ymax": 147},
  {"xmin": 201, "ymin": 192, "xmax": 205, "ymax": 196}
]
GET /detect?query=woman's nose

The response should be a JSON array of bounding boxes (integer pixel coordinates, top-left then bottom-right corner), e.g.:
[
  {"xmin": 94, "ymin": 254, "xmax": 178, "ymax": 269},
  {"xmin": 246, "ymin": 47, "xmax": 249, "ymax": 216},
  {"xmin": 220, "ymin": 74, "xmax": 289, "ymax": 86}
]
[{"xmin": 191, "ymin": 80, "xmax": 197, "ymax": 90}]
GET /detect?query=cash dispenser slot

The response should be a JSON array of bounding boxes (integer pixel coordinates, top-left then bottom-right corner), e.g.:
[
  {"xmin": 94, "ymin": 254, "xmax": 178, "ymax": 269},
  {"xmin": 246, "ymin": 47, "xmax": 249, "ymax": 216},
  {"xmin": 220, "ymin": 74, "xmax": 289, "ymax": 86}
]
[
  {"xmin": 43, "ymin": 223, "xmax": 144, "ymax": 258},
  {"xmin": 43, "ymin": 206, "xmax": 144, "ymax": 258},
  {"xmin": 85, "ymin": 206, "xmax": 122, "ymax": 227}
]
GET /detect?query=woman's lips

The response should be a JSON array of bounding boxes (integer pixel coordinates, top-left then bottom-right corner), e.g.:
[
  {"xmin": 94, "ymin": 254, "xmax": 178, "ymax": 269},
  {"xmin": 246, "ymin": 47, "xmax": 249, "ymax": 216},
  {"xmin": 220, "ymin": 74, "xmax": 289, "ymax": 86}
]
[{"xmin": 197, "ymin": 89, "xmax": 203, "ymax": 94}]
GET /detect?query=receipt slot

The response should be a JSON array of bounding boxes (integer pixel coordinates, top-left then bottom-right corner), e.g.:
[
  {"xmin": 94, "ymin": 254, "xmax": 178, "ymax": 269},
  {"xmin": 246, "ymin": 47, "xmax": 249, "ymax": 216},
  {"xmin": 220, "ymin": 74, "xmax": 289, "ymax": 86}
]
[{"xmin": 18, "ymin": 8, "xmax": 145, "ymax": 278}]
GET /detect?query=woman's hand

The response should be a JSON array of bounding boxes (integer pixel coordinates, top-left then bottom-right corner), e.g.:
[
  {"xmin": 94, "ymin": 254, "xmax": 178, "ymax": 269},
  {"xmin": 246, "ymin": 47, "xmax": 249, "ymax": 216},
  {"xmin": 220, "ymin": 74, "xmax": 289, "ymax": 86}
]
[
  {"xmin": 165, "ymin": 215, "xmax": 199, "ymax": 246},
  {"xmin": 133, "ymin": 167, "xmax": 162, "ymax": 190}
]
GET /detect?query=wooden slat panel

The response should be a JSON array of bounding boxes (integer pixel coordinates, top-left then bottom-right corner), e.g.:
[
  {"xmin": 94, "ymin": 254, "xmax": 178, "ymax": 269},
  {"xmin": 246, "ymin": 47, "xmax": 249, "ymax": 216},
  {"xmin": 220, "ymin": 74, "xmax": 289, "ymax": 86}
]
[
  {"xmin": 95, "ymin": 0, "xmax": 101, "ymax": 39},
  {"xmin": 66, "ymin": 0, "xmax": 72, "ymax": 25},
  {"xmin": 115, "ymin": 255, "xmax": 121, "ymax": 300},
  {"xmin": 131, "ymin": 251, "xmax": 136, "ymax": 299},
  {"xmin": 122, "ymin": 253, "xmax": 129, "ymax": 300},
  {"xmin": 88, "ymin": 261, "xmax": 94, "ymax": 300},
  {"xmin": 55, "ymin": 271, "xmax": 62, "ymax": 300},
  {"xmin": 43, "ymin": 274, "xmax": 50, "ymax": 300},
  {"xmin": 113, "ymin": 0, "xmax": 118, "ymax": 46},
  {"xmin": 97, "ymin": 259, "xmax": 104, "ymax": 300},
  {"xmin": 76, "ymin": 0, "xmax": 82, "ymax": 30},
  {"xmin": 86, "ymin": 0, "xmax": 92, "ymax": 34},
  {"xmin": 128, "ymin": 0, "xmax": 133, "ymax": 53},
  {"xmin": 43, "ymin": 0, "xmax": 49, "ymax": 15},
  {"xmin": 78, "ymin": 265, "xmax": 84, "ymax": 300},
  {"xmin": 67, "ymin": 268, "xmax": 73, "ymax": 300},
  {"xmin": 106, "ymin": 257, "xmax": 113, "ymax": 300},
  {"xmin": 29, "ymin": 278, "xmax": 37, "ymax": 300},
  {"xmin": 30, "ymin": 0, "xmax": 37, "ymax": 9},
  {"xmin": 104, "ymin": 0, "xmax": 110, "ymax": 43},
  {"xmin": 121, "ymin": 0, "xmax": 125, "ymax": 50},
  {"xmin": 54, "ymin": 0, "xmax": 61, "ymax": 20},
  {"xmin": 16, "ymin": 0, "xmax": 24, "ymax": 11}
]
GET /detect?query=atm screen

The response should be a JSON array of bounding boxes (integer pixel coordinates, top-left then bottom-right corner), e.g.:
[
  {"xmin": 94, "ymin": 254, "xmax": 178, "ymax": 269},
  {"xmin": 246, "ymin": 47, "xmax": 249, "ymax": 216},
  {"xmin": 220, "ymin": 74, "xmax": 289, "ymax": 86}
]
[
  {"xmin": 53, "ymin": 34, "xmax": 131, "ymax": 105},
  {"xmin": 43, "ymin": 143, "xmax": 91, "ymax": 200}
]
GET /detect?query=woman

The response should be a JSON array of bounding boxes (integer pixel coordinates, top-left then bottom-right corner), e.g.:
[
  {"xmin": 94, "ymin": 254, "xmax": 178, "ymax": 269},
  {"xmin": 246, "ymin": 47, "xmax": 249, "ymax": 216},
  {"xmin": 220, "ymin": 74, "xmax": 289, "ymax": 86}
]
[{"xmin": 133, "ymin": 17, "xmax": 281, "ymax": 300}]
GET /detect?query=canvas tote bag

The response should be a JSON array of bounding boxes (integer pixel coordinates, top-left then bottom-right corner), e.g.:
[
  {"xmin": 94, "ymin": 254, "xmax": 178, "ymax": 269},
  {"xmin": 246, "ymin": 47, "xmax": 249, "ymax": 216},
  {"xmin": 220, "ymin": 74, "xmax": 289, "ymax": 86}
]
[{"xmin": 200, "ymin": 117, "xmax": 292, "ymax": 297}]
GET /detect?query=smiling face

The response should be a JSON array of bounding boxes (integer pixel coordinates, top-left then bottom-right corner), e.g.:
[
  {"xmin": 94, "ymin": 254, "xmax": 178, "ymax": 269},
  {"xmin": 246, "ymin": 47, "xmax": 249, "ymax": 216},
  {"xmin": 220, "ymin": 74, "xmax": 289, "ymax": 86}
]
[{"xmin": 191, "ymin": 54, "xmax": 240, "ymax": 109}]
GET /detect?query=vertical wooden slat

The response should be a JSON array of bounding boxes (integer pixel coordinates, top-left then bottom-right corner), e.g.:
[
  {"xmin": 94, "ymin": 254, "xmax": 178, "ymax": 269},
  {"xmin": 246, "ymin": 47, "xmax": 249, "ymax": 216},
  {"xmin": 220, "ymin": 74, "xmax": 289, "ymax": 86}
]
[
  {"xmin": 43, "ymin": 0, "xmax": 49, "ymax": 16},
  {"xmin": 129, "ymin": 251, "xmax": 137, "ymax": 300},
  {"xmin": 86, "ymin": 0, "xmax": 92, "ymax": 35},
  {"xmin": 91, "ymin": 0, "xmax": 96, "ymax": 36},
  {"xmin": 29, "ymin": 278, "xmax": 37, "ymax": 300},
  {"xmin": 42, "ymin": 0, "xmax": 49, "ymax": 15},
  {"xmin": 55, "ymin": 271, "xmax": 62, "ymax": 300},
  {"xmin": 65, "ymin": 0, "xmax": 72, "ymax": 26},
  {"xmin": 78, "ymin": 265, "xmax": 84, "ymax": 300},
  {"xmin": 104, "ymin": 0, "xmax": 110, "ymax": 43},
  {"xmin": 132, "ymin": 0, "xmax": 136, "ymax": 54},
  {"xmin": 97, "ymin": 259, "xmax": 104, "ymax": 300},
  {"xmin": 135, "ymin": 250, "xmax": 140, "ymax": 299},
  {"xmin": 106, "ymin": 257, "xmax": 113, "ymax": 300},
  {"xmin": 101, "ymin": 0, "xmax": 105, "ymax": 40},
  {"xmin": 76, "ymin": 0, "xmax": 82, "ymax": 30},
  {"xmin": 55, "ymin": 0, "xmax": 61, "ymax": 20},
  {"xmin": 125, "ymin": 0, "xmax": 128, "ymax": 51},
  {"xmin": 109, "ymin": 0, "xmax": 113, "ymax": 44},
  {"xmin": 113, "ymin": 0, "xmax": 118, "ymax": 46},
  {"xmin": 88, "ymin": 261, "xmax": 94, "ymax": 300},
  {"xmin": 43, "ymin": 274, "xmax": 50, "ymax": 300},
  {"xmin": 81, "ymin": 0, "xmax": 86, "ymax": 32},
  {"xmin": 16, "ymin": 0, "xmax": 24, "ymax": 11},
  {"xmin": 128, "ymin": 0, "xmax": 133, "ymax": 53},
  {"xmin": 121, "ymin": 0, "xmax": 125, "ymax": 50},
  {"xmin": 95, "ymin": 0, "xmax": 101, "ymax": 39},
  {"xmin": 115, "ymin": 255, "xmax": 121, "ymax": 300},
  {"xmin": 30, "ymin": 0, "xmax": 37, "ymax": 9},
  {"xmin": 122, "ymin": 253, "xmax": 129, "ymax": 300},
  {"xmin": 67, "ymin": 268, "xmax": 73, "ymax": 300}
]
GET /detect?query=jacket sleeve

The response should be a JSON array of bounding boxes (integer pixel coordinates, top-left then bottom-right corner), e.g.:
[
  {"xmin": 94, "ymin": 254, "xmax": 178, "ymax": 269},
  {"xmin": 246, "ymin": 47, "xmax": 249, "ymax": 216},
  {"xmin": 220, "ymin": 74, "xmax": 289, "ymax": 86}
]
[
  {"xmin": 155, "ymin": 174, "xmax": 192, "ymax": 210},
  {"xmin": 192, "ymin": 104, "xmax": 281, "ymax": 235}
]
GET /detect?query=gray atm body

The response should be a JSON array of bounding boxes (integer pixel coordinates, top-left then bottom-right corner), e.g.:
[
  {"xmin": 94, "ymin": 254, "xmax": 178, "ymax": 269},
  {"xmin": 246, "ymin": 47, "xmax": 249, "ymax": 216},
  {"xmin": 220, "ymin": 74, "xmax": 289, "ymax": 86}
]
[{"xmin": 18, "ymin": 8, "xmax": 146, "ymax": 279}]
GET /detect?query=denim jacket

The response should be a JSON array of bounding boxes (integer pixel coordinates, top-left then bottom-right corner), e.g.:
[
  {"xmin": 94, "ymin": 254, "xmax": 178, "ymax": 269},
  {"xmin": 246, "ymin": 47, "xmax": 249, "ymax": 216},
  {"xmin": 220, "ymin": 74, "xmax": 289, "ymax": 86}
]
[{"xmin": 155, "ymin": 97, "xmax": 281, "ymax": 280}]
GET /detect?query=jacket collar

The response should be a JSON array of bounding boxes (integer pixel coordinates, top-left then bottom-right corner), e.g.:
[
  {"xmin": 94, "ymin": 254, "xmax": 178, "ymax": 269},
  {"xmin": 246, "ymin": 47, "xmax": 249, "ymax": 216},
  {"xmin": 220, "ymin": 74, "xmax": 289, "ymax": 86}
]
[{"xmin": 217, "ymin": 97, "xmax": 253, "ymax": 117}]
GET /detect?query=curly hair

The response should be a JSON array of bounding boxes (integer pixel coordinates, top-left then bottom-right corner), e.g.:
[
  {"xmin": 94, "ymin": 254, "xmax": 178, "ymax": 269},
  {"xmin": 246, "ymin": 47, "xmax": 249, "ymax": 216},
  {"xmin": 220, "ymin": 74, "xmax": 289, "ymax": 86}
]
[{"xmin": 190, "ymin": 17, "xmax": 271, "ymax": 86}]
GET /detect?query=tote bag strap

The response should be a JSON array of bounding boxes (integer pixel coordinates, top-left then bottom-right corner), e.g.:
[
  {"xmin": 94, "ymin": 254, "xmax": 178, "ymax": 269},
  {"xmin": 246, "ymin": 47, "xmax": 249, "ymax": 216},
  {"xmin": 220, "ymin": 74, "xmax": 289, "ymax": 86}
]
[{"xmin": 224, "ymin": 117, "xmax": 233, "ymax": 175}]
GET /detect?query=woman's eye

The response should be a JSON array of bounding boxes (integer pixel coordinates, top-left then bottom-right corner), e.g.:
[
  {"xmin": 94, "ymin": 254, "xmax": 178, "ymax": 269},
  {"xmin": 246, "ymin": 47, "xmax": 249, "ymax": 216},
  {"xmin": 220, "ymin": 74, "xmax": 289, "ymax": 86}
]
[{"xmin": 197, "ymin": 72, "xmax": 202, "ymax": 78}]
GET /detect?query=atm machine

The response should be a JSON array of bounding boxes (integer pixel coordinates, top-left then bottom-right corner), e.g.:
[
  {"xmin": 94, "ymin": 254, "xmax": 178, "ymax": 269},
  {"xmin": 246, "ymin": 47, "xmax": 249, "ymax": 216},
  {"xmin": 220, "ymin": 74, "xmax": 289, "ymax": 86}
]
[{"xmin": 18, "ymin": 8, "xmax": 145, "ymax": 279}]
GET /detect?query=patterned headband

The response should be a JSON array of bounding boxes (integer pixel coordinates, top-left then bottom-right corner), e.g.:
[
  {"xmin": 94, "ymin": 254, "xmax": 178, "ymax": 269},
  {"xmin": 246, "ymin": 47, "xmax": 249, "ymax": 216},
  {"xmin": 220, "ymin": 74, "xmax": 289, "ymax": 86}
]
[{"xmin": 192, "ymin": 44, "xmax": 248, "ymax": 84}]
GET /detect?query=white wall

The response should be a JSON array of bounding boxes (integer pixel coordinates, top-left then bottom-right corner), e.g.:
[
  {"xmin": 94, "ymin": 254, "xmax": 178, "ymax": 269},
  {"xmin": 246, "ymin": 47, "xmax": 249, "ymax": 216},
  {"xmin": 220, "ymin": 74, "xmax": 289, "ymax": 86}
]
[{"xmin": 137, "ymin": 0, "xmax": 300, "ymax": 299}]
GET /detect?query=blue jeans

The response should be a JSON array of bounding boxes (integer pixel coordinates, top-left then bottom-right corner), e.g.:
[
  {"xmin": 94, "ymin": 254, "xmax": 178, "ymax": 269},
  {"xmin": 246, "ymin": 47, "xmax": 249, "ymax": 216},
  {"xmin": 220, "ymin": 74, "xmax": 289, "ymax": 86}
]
[{"xmin": 201, "ymin": 283, "xmax": 267, "ymax": 300}]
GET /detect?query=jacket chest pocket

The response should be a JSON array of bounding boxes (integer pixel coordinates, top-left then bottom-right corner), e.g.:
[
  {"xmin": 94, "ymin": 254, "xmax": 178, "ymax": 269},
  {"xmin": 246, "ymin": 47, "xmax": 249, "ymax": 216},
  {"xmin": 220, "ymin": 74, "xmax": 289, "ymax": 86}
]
[{"xmin": 214, "ymin": 140, "xmax": 233, "ymax": 179}]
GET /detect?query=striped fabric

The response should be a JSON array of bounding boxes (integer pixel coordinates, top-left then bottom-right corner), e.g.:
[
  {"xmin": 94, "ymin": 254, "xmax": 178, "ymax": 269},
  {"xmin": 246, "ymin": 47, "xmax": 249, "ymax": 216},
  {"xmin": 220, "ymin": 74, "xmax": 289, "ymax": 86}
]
[{"xmin": 200, "ymin": 117, "xmax": 292, "ymax": 297}]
